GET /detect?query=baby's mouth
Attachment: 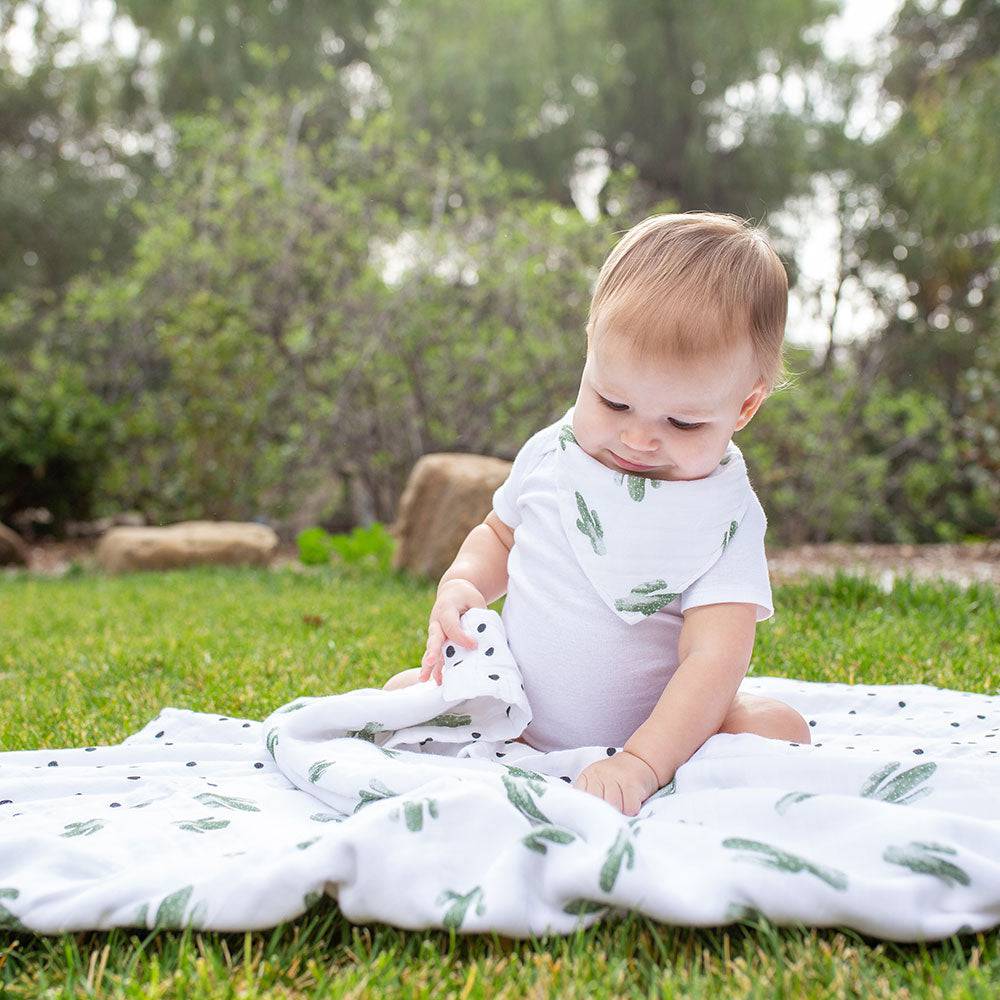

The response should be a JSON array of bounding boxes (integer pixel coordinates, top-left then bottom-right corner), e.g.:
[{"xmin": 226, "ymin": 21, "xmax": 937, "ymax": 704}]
[{"xmin": 611, "ymin": 452, "xmax": 657, "ymax": 471}]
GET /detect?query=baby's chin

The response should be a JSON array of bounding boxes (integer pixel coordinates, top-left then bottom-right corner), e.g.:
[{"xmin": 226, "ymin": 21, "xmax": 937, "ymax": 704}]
[
  {"xmin": 593, "ymin": 449, "xmax": 675, "ymax": 480},
  {"xmin": 590, "ymin": 448, "xmax": 717, "ymax": 482}
]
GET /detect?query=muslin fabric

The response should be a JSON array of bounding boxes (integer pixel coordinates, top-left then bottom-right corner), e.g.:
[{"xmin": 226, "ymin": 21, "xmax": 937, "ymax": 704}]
[{"xmin": 1, "ymin": 607, "xmax": 999, "ymax": 942}]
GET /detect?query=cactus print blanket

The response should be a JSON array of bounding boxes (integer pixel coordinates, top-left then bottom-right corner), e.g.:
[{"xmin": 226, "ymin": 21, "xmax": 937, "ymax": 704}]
[{"xmin": 2, "ymin": 607, "xmax": 999, "ymax": 941}]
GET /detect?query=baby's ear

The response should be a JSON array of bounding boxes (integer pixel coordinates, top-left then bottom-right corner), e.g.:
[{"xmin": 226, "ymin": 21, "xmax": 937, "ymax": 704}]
[{"xmin": 734, "ymin": 379, "xmax": 768, "ymax": 430}]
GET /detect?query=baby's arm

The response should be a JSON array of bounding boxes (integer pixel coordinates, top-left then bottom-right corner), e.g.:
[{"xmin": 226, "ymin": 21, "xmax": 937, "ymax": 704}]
[
  {"xmin": 623, "ymin": 602, "xmax": 758, "ymax": 786},
  {"xmin": 440, "ymin": 509, "xmax": 514, "ymax": 605},
  {"xmin": 419, "ymin": 509, "xmax": 514, "ymax": 682}
]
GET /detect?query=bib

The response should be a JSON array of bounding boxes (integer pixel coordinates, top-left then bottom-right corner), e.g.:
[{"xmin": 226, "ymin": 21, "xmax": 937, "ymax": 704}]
[{"xmin": 552, "ymin": 405, "xmax": 755, "ymax": 624}]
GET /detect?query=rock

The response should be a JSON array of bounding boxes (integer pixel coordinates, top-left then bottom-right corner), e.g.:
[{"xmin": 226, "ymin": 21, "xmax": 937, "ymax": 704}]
[
  {"xmin": 0, "ymin": 523, "xmax": 30, "ymax": 566},
  {"xmin": 390, "ymin": 453, "xmax": 512, "ymax": 581},
  {"xmin": 95, "ymin": 520, "xmax": 279, "ymax": 573},
  {"xmin": 65, "ymin": 511, "xmax": 147, "ymax": 538}
]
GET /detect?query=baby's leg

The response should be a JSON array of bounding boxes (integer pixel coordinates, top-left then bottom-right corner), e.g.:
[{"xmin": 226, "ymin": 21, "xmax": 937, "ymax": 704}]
[
  {"xmin": 717, "ymin": 692, "xmax": 811, "ymax": 743},
  {"xmin": 382, "ymin": 667, "xmax": 424, "ymax": 691}
]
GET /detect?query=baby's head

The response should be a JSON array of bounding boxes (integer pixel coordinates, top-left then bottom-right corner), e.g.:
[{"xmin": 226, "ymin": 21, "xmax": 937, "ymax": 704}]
[{"xmin": 572, "ymin": 211, "xmax": 789, "ymax": 482}]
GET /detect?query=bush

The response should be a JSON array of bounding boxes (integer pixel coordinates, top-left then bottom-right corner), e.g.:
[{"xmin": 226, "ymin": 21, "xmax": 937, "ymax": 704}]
[
  {"xmin": 296, "ymin": 522, "xmax": 396, "ymax": 573},
  {"xmin": 0, "ymin": 353, "xmax": 117, "ymax": 534},
  {"xmin": 741, "ymin": 357, "xmax": 999, "ymax": 545}
]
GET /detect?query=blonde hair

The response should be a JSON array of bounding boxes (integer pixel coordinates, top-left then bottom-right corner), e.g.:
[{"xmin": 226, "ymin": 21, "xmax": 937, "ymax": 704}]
[{"xmin": 586, "ymin": 211, "xmax": 790, "ymax": 392}]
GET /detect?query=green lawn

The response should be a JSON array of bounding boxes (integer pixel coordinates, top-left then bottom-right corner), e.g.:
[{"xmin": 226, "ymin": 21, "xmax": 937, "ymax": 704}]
[{"xmin": 1, "ymin": 564, "xmax": 998, "ymax": 998}]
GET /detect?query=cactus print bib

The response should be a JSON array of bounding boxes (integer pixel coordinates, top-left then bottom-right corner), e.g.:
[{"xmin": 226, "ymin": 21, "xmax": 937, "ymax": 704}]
[{"xmin": 553, "ymin": 406, "xmax": 755, "ymax": 624}]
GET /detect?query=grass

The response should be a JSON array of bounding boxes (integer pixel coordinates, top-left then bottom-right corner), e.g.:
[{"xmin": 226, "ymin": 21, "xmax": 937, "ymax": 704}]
[{"xmin": 0, "ymin": 563, "xmax": 998, "ymax": 998}]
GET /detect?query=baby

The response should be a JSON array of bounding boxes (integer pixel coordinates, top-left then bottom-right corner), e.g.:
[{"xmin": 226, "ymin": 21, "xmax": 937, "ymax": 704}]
[{"xmin": 383, "ymin": 211, "xmax": 810, "ymax": 816}]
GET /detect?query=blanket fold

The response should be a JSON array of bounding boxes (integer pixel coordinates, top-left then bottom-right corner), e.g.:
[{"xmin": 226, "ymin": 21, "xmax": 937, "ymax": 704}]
[{"xmin": 1, "ymin": 607, "xmax": 998, "ymax": 941}]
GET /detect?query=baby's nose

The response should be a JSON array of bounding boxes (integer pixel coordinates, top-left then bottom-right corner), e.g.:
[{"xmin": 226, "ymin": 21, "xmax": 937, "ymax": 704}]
[{"xmin": 621, "ymin": 430, "xmax": 658, "ymax": 452}]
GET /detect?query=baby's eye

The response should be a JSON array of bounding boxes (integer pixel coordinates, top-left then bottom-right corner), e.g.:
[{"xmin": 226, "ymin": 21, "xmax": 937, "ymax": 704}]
[
  {"xmin": 599, "ymin": 396, "xmax": 628, "ymax": 412},
  {"xmin": 599, "ymin": 394, "xmax": 703, "ymax": 429}
]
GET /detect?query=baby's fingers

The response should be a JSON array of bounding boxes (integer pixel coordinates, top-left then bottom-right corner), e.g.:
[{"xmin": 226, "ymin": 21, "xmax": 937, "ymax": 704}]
[
  {"xmin": 442, "ymin": 611, "xmax": 478, "ymax": 650},
  {"xmin": 419, "ymin": 623, "xmax": 444, "ymax": 681}
]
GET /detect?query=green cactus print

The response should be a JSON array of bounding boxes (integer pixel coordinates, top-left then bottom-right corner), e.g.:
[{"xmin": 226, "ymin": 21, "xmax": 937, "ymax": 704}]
[
  {"xmin": 723, "ymin": 902, "xmax": 764, "ymax": 922},
  {"xmin": 308, "ymin": 760, "xmax": 336, "ymax": 783},
  {"xmin": 346, "ymin": 721, "xmax": 384, "ymax": 743},
  {"xmin": 613, "ymin": 471, "xmax": 664, "ymax": 502},
  {"xmin": 719, "ymin": 453, "xmax": 733, "ymax": 466},
  {"xmin": 502, "ymin": 770, "xmax": 552, "ymax": 826},
  {"xmin": 422, "ymin": 712, "xmax": 473, "ymax": 728},
  {"xmin": 174, "ymin": 816, "xmax": 231, "ymax": 833},
  {"xmin": 721, "ymin": 520, "xmax": 738, "ymax": 552},
  {"xmin": 645, "ymin": 776, "xmax": 677, "ymax": 802},
  {"xmin": 265, "ymin": 727, "xmax": 279, "ymax": 758},
  {"xmin": 296, "ymin": 836, "xmax": 321, "ymax": 850},
  {"xmin": 599, "ymin": 829, "xmax": 637, "ymax": 892},
  {"xmin": 437, "ymin": 886, "xmax": 486, "ymax": 929},
  {"xmin": 883, "ymin": 841, "xmax": 971, "ymax": 887},
  {"xmin": 278, "ymin": 701, "xmax": 308, "ymax": 714},
  {"xmin": 377, "ymin": 745, "xmax": 401, "ymax": 759},
  {"xmin": 354, "ymin": 777, "xmax": 398, "ymax": 813},
  {"xmin": 310, "ymin": 811, "xmax": 346, "ymax": 823},
  {"xmin": 775, "ymin": 791, "xmax": 817, "ymax": 815},
  {"xmin": 558, "ymin": 424, "xmax": 577, "ymax": 449},
  {"xmin": 389, "ymin": 797, "xmax": 440, "ymax": 832},
  {"xmin": 139, "ymin": 885, "xmax": 197, "ymax": 928},
  {"xmin": 562, "ymin": 898, "xmax": 610, "ymax": 916},
  {"xmin": 194, "ymin": 792, "xmax": 260, "ymax": 812},
  {"xmin": 0, "ymin": 888, "xmax": 27, "ymax": 931},
  {"xmin": 722, "ymin": 837, "xmax": 848, "ymax": 891},
  {"xmin": 575, "ymin": 491, "xmax": 606, "ymax": 555},
  {"xmin": 503, "ymin": 763, "xmax": 549, "ymax": 783},
  {"xmin": 61, "ymin": 819, "xmax": 104, "ymax": 837},
  {"xmin": 522, "ymin": 824, "xmax": 578, "ymax": 854},
  {"xmin": 613, "ymin": 579, "xmax": 680, "ymax": 616},
  {"xmin": 860, "ymin": 761, "xmax": 936, "ymax": 804}
]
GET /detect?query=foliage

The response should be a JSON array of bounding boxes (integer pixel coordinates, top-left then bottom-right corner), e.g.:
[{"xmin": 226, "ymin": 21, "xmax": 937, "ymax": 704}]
[
  {"xmin": 295, "ymin": 526, "xmax": 335, "ymax": 566},
  {"xmin": 1, "ymin": 88, "xmax": 619, "ymax": 527},
  {"xmin": 0, "ymin": 352, "xmax": 118, "ymax": 533},
  {"xmin": 327, "ymin": 522, "xmax": 396, "ymax": 572},
  {"xmin": 742, "ymin": 353, "xmax": 999, "ymax": 544},
  {"xmin": 296, "ymin": 522, "xmax": 396, "ymax": 571}
]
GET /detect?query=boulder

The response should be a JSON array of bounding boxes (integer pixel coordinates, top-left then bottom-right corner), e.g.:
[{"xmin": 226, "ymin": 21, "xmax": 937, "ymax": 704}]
[
  {"xmin": 391, "ymin": 453, "xmax": 512, "ymax": 581},
  {"xmin": 0, "ymin": 523, "xmax": 30, "ymax": 566},
  {"xmin": 95, "ymin": 520, "xmax": 279, "ymax": 573}
]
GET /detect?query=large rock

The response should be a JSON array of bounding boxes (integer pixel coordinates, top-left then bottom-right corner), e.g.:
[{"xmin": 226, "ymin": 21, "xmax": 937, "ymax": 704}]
[
  {"xmin": 0, "ymin": 523, "xmax": 30, "ymax": 566},
  {"xmin": 96, "ymin": 520, "xmax": 279, "ymax": 573},
  {"xmin": 391, "ymin": 453, "xmax": 512, "ymax": 581}
]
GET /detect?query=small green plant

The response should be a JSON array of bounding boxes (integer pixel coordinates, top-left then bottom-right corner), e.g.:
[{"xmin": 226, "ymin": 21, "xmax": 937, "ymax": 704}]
[
  {"xmin": 296, "ymin": 522, "xmax": 396, "ymax": 572},
  {"xmin": 328, "ymin": 522, "xmax": 396, "ymax": 573},
  {"xmin": 295, "ymin": 526, "xmax": 335, "ymax": 566}
]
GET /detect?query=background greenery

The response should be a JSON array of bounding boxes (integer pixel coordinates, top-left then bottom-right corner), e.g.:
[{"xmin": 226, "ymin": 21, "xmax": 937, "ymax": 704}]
[{"xmin": 1, "ymin": 0, "xmax": 997, "ymax": 545}]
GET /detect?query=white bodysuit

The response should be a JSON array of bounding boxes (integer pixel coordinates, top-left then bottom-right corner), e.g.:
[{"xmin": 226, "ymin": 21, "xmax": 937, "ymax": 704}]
[{"xmin": 492, "ymin": 410, "xmax": 774, "ymax": 752}]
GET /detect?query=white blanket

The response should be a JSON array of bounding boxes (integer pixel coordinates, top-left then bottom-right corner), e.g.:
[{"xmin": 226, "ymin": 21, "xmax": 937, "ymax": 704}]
[{"xmin": 2, "ymin": 607, "xmax": 999, "ymax": 941}]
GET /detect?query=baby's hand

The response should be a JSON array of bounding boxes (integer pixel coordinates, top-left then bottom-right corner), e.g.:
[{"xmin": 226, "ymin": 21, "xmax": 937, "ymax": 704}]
[
  {"xmin": 572, "ymin": 750, "xmax": 661, "ymax": 816},
  {"xmin": 418, "ymin": 578, "xmax": 486, "ymax": 686}
]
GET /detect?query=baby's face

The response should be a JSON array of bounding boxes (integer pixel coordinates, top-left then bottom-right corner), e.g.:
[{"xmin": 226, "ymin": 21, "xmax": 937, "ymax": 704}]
[{"xmin": 572, "ymin": 336, "xmax": 768, "ymax": 482}]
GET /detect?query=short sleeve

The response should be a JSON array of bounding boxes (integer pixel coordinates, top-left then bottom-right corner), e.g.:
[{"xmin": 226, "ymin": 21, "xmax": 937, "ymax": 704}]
[
  {"xmin": 679, "ymin": 494, "xmax": 774, "ymax": 622},
  {"xmin": 491, "ymin": 424, "xmax": 555, "ymax": 530}
]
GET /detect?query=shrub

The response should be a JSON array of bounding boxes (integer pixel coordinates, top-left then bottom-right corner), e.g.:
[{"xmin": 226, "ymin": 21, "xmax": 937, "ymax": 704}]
[{"xmin": 0, "ymin": 354, "xmax": 117, "ymax": 533}]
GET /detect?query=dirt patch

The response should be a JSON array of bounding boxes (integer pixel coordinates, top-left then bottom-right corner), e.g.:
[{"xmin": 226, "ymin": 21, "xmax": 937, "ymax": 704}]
[
  {"xmin": 6, "ymin": 538, "xmax": 999, "ymax": 589},
  {"xmin": 766, "ymin": 541, "xmax": 1000, "ymax": 590}
]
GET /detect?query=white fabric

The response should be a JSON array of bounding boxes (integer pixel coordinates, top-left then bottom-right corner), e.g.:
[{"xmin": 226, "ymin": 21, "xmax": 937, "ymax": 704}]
[
  {"xmin": 493, "ymin": 411, "xmax": 773, "ymax": 752},
  {"xmin": 552, "ymin": 405, "xmax": 755, "ymax": 625},
  {"xmin": 1, "ymin": 606, "xmax": 999, "ymax": 942}
]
